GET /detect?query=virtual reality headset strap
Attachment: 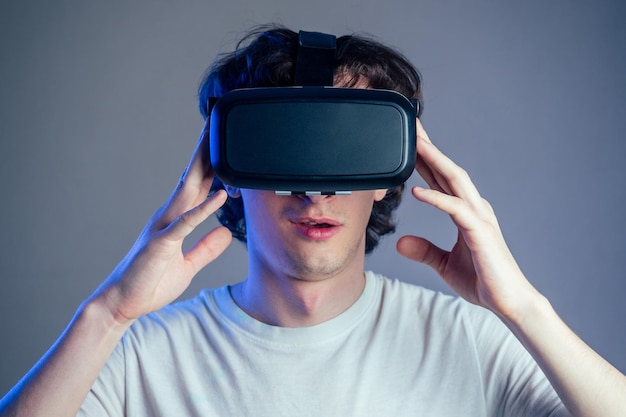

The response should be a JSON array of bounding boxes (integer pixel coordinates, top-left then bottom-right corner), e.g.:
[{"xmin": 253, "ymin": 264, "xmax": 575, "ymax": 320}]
[
  {"xmin": 294, "ymin": 31, "xmax": 337, "ymax": 87},
  {"xmin": 208, "ymin": 30, "xmax": 337, "ymax": 112}
]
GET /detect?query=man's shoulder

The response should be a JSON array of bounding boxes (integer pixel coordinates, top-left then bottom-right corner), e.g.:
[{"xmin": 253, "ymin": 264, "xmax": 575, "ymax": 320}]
[
  {"xmin": 369, "ymin": 270, "xmax": 459, "ymax": 308},
  {"xmin": 127, "ymin": 286, "xmax": 227, "ymax": 340},
  {"xmin": 368, "ymin": 271, "xmax": 497, "ymax": 328}
]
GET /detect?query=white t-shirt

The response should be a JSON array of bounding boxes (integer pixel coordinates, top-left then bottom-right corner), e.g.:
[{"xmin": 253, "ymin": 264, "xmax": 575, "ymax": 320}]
[{"xmin": 79, "ymin": 272, "xmax": 567, "ymax": 416}]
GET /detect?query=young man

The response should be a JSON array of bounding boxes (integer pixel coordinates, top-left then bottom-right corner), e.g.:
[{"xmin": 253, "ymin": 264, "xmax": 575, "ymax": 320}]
[{"xmin": 1, "ymin": 25, "xmax": 625, "ymax": 417}]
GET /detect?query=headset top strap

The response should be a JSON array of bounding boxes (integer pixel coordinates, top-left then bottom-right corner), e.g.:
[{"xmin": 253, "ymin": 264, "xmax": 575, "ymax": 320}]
[{"xmin": 294, "ymin": 31, "xmax": 337, "ymax": 86}]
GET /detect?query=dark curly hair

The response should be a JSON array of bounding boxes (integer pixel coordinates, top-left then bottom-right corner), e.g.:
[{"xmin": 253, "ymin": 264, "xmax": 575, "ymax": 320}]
[{"xmin": 198, "ymin": 24, "xmax": 423, "ymax": 254}]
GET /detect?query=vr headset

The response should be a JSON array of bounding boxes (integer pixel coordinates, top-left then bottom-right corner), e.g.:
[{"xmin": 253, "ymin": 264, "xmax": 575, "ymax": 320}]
[{"xmin": 209, "ymin": 31, "xmax": 419, "ymax": 195}]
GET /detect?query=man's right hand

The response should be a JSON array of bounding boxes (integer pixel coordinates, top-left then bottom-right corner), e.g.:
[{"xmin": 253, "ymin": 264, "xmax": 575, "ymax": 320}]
[
  {"xmin": 0, "ymin": 122, "xmax": 232, "ymax": 417},
  {"xmin": 92, "ymin": 121, "xmax": 233, "ymax": 327}
]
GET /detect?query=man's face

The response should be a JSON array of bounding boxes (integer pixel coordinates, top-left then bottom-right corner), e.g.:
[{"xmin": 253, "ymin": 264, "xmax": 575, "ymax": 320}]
[{"xmin": 239, "ymin": 189, "xmax": 387, "ymax": 282}]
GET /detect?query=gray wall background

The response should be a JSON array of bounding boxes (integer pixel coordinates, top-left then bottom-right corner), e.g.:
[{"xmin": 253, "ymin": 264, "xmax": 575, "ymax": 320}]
[{"xmin": 1, "ymin": 0, "xmax": 625, "ymax": 395}]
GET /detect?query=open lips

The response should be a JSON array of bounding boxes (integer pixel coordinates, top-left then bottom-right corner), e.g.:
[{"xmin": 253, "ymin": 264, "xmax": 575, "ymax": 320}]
[{"xmin": 291, "ymin": 217, "xmax": 342, "ymax": 240}]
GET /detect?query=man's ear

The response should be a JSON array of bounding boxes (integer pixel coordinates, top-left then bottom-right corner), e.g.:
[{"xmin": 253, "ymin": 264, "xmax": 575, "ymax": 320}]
[
  {"xmin": 224, "ymin": 184, "xmax": 241, "ymax": 198},
  {"xmin": 374, "ymin": 189, "xmax": 388, "ymax": 202}
]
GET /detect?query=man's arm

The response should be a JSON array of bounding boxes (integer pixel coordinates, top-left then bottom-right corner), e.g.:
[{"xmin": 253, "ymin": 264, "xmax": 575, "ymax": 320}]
[
  {"xmin": 0, "ymin": 123, "xmax": 232, "ymax": 417},
  {"xmin": 397, "ymin": 120, "xmax": 626, "ymax": 417}
]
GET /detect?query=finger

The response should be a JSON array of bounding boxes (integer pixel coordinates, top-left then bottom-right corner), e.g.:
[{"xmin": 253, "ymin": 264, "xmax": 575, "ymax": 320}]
[
  {"xmin": 419, "ymin": 137, "xmax": 456, "ymax": 195},
  {"xmin": 415, "ymin": 118, "xmax": 432, "ymax": 143},
  {"xmin": 183, "ymin": 119, "xmax": 214, "ymax": 190},
  {"xmin": 396, "ymin": 235, "xmax": 448, "ymax": 276},
  {"xmin": 162, "ymin": 189, "xmax": 227, "ymax": 243},
  {"xmin": 416, "ymin": 140, "xmax": 450, "ymax": 194},
  {"xmin": 411, "ymin": 186, "xmax": 480, "ymax": 231},
  {"xmin": 185, "ymin": 226, "xmax": 232, "ymax": 277},
  {"xmin": 414, "ymin": 119, "xmax": 453, "ymax": 195},
  {"xmin": 163, "ymin": 121, "xmax": 214, "ymax": 224},
  {"xmin": 417, "ymin": 134, "xmax": 483, "ymax": 208}
]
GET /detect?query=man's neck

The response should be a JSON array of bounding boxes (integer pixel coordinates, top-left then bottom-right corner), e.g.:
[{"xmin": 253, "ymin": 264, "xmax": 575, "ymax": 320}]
[{"xmin": 231, "ymin": 266, "xmax": 366, "ymax": 328}]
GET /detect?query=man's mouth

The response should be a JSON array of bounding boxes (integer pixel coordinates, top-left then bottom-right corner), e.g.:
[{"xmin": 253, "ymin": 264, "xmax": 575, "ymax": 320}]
[
  {"xmin": 291, "ymin": 217, "xmax": 342, "ymax": 239},
  {"xmin": 299, "ymin": 221, "xmax": 334, "ymax": 228},
  {"xmin": 293, "ymin": 217, "xmax": 341, "ymax": 227}
]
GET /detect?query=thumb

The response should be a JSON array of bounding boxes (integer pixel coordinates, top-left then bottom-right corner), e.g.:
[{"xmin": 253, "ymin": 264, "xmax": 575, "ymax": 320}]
[{"xmin": 396, "ymin": 235, "xmax": 447, "ymax": 274}]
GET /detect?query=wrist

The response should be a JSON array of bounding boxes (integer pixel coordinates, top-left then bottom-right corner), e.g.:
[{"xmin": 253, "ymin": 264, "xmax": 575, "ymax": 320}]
[
  {"xmin": 80, "ymin": 292, "xmax": 135, "ymax": 337},
  {"xmin": 497, "ymin": 287, "xmax": 553, "ymax": 336}
]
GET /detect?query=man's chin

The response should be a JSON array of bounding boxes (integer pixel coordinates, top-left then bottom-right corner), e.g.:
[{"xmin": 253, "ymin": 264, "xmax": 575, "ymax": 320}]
[{"xmin": 285, "ymin": 250, "xmax": 360, "ymax": 283}]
